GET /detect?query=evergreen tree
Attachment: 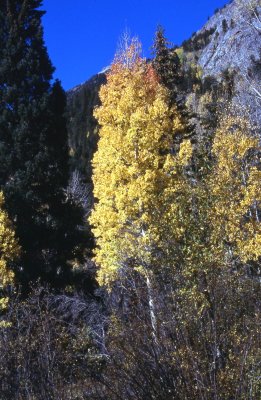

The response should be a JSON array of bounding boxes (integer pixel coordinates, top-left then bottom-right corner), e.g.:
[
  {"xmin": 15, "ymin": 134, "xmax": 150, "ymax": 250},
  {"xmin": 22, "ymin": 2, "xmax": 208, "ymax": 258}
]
[
  {"xmin": 152, "ymin": 25, "xmax": 181, "ymax": 101},
  {"xmin": 152, "ymin": 26, "xmax": 194, "ymax": 147},
  {"xmin": 0, "ymin": 0, "xmax": 87, "ymax": 288}
]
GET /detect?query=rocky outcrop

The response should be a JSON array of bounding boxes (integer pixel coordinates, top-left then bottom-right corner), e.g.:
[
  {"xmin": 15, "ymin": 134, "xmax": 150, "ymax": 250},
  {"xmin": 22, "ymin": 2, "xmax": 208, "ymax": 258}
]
[
  {"xmin": 196, "ymin": 0, "xmax": 261, "ymax": 124},
  {"xmin": 198, "ymin": 1, "xmax": 260, "ymax": 74}
]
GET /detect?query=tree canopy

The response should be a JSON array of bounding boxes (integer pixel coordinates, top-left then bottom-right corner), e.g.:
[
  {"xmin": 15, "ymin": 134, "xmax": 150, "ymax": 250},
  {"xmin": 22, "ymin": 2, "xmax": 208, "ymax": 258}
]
[{"xmin": 0, "ymin": 0, "xmax": 87, "ymax": 288}]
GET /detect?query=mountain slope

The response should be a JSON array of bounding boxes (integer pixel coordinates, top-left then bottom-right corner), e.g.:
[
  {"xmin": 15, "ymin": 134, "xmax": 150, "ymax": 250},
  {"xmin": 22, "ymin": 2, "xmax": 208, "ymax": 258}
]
[
  {"xmin": 198, "ymin": 0, "xmax": 260, "ymax": 76},
  {"xmin": 67, "ymin": 0, "xmax": 260, "ymax": 182},
  {"xmin": 67, "ymin": 73, "xmax": 106, "ymax": 181}
]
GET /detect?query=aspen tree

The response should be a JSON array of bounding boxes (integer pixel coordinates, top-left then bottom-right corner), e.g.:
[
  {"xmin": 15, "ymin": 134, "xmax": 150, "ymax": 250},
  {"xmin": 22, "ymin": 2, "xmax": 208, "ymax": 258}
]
[
  {"xmin": 209, "ymin": 114, "xmax": 260, "ymax": 263},
  {"xmin": 90, "ymin": 39, "xmax": 192, "ymax": 287}
]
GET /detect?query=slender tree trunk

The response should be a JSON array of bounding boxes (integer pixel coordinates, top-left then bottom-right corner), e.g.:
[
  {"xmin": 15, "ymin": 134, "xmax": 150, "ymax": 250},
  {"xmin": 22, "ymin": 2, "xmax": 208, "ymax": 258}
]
[{"xmin": 145, "ymin": 271, "xmax": 158, "ymax": 341}]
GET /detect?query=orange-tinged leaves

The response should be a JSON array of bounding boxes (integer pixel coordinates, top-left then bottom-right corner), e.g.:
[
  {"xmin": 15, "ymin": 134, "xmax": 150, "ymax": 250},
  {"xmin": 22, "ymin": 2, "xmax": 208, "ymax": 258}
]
[{"xmin": 90, "ymin": 42, "xmax": 190, "ymax": 286}]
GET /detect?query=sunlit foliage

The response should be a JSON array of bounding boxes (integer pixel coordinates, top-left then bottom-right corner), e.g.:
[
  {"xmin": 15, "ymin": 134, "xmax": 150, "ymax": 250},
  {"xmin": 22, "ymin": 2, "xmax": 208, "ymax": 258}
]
[
  {"xmin": 0, "ymin": 192, "xmax": 20, "ymax": 313},
  {"xmin": 90, "ymin": 39, "xmax": 191, "ymax": 285}
]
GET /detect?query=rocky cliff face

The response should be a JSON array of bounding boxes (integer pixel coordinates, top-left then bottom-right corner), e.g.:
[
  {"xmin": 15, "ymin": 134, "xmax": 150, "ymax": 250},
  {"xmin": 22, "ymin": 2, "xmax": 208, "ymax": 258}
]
[
  {"xmin": 196, "ymin": 0, "xmax": 261, "ymax": 123},
  {"xmin": 198, "ymin": 0, "xmax": 260, "ymax": 75}
]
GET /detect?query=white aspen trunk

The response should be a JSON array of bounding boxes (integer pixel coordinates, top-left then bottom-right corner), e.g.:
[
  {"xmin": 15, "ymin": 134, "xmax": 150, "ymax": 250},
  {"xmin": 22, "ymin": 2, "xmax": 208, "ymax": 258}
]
[
  {"xmin": 140, "ymin": 229, "xmax": 158, "ymax": 341},
  {"xmin": 145, "ymin": 272, "xmax": 158, "ymax": 341},
  {"xmin": 254, "ymin": 200, "xmax": 260, "ymax": 223}
]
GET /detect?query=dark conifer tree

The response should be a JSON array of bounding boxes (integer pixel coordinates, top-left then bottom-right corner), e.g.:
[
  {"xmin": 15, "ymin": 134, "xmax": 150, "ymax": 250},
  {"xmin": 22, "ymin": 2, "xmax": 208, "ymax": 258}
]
[
  {"xmin": 0, "ymin": 0, "xmax": 91, "ymax": 289},
  {"xmin": 152, "ymin": 25, "xmax": 181, "ymax": 102},
  {"xmin": 152, "ymin": 26, "xmax": 194, "ymax": 146}
]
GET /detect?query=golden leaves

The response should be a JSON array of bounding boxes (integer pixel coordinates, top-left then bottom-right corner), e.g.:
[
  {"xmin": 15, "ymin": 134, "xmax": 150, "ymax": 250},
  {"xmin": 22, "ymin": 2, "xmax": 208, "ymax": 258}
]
[
  {"xmin": 90, "ymin": 42, "xmax": 190, "ymax": 286},
  {"xmin": 209, "ymin": 115, "xmax": 260, "ymax": 263},
  {"xmin": 0, "ymin": 192, "xmax": 20, "ymax": 311},
  {"xmin": 90, "ymin": 35, "xmax": 260, "ymax": 296}
]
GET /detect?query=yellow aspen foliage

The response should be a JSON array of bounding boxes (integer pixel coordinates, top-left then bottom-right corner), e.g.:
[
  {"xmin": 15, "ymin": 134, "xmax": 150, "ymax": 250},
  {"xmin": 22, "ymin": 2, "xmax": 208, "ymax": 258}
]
[
  {"xmin": 173, "ymin": 114, "xmax": 260, "ymax": 396},
  {"xmin": 208, "ymin": 114, "xmax": 260, "ymax": 263},
  {"xmin": 172, "ymin": 112, "xmax": 260, "ymax": 317},
  {"xmin": 0, "ymin": 192, "xmax": 20, "ymax": 312},
  {"xmin": 90, "ymin": 39, "xmax": 191, "ymax": 286}
]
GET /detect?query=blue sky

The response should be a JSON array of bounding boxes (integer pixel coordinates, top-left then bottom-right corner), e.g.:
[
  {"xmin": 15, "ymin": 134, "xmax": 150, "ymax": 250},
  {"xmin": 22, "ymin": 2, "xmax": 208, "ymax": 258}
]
[{"xmin": 42, "ymin": 0, "xmax": 229, "ymax": 90}]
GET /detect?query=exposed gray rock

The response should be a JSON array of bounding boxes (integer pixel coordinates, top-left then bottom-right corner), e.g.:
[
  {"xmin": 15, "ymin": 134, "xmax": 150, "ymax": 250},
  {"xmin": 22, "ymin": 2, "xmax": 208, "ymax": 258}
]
[
  {"xmin": 197, "ymin": 0, "xmax": 261, "ymax": 124},
  {"xmin": 198, "ymin": 1, "xmax": 260, "ymax": 74}
]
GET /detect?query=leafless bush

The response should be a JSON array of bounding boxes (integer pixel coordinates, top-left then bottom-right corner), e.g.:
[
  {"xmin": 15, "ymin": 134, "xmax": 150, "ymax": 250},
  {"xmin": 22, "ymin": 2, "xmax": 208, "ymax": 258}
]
[
  {"xmin": 65, "ymin": 170, "xmax": 93, "ymax": 217},
  {"xmin": 0, "ymin": 266, "xmax": 260, "ymax": 400},
  {"xmin": 0, "ymin": 286, "xmax": 107, "ymax": 400},
  {"xmin": 96, "ymin": 267, "xmax": 261, "ymax": 400}
]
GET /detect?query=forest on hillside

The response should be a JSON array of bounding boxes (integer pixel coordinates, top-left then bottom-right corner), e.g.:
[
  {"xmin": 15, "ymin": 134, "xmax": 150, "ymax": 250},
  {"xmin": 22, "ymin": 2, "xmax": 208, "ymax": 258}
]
[{"xmin": 0, "ymin": 1, "xmax": 260, "ymax": 399}]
